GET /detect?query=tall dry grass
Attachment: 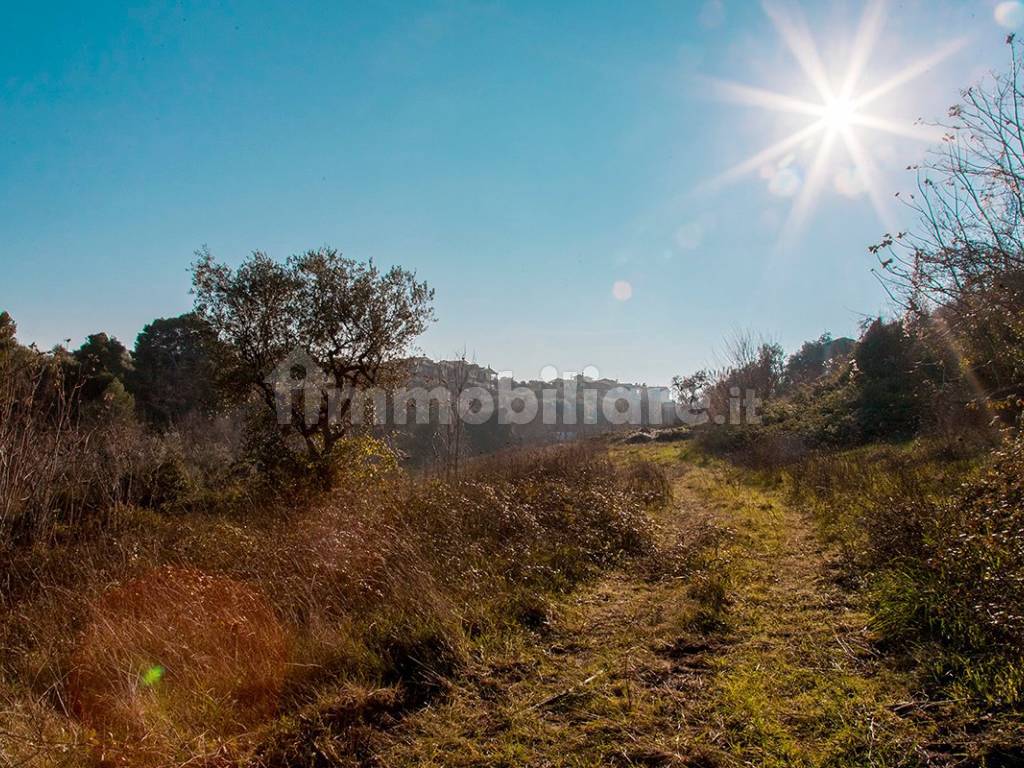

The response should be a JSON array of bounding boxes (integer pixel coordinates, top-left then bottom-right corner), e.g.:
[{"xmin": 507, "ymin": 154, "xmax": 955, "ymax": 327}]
[
  {"xmin": 70, "ymin": 568, "xmax": 288, "ymax": 760},
  {"xmin": 0, "ymin": 439, "xmax": 670, "ymax": 766}
]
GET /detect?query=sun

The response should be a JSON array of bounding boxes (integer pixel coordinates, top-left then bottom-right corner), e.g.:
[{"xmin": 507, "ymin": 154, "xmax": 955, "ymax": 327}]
[
  {"xmin": 704, "ymin": 0, "xmax": 967, "ymax": 242},
  {"xmin": 821, "ymin": 95, "xmax": 856, "ymax": 130}
]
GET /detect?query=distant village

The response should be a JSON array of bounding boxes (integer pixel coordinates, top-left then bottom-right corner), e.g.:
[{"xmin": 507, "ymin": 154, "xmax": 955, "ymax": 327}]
[{"xmin": 392, "ymin": 356, "xmax": 682, "ymax": 462}]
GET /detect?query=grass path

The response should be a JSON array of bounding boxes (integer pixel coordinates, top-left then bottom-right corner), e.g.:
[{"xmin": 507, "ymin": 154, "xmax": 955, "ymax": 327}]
[
  {"xmin": 371, "ymin": 446, "xmax": 934, "ymax": 767},
  {"xmin": 681, "ymin": 457, "xmax": 935, "ymax": 767}
]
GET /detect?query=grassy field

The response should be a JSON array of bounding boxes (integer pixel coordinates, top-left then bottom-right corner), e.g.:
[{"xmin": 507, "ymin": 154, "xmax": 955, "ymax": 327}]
[
  {"xmin": 367, "ymin": 441, "xmax": 1022, "ymax": 767},
  {"xmin": 3, "ymin": 440, "xmax": 1022, "ymax": 766}
]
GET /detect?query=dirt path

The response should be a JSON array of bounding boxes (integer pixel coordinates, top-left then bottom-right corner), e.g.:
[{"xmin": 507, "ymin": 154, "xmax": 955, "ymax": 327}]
[{"xmin": 372, "ymin": 449, "xmax": 928, "ymax": 767}]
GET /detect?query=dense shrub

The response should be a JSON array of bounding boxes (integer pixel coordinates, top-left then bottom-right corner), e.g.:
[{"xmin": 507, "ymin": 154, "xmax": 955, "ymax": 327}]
[{"xmin": 688, "ymin": 317, "xmax": 990, "ymax": 471}]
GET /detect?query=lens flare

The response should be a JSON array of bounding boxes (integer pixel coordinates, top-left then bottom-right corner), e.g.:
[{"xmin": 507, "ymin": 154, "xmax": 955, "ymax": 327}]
[
  {"xmin": 141, "ymin": 665, "xmax": 164, "ymax": 687},
  {"xmin": 704, "ymin": 0, "xmax": 968, "ymax": 242}
]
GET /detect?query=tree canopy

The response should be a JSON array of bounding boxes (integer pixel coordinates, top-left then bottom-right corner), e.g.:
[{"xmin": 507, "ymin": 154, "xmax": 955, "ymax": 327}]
[
  {"xmin": 191, "ymin": 247, "xmax": 434, "ymax": 466},
  {"xmin": 130, "ymin": 313, "xmax": 222, "ymax": 427}
]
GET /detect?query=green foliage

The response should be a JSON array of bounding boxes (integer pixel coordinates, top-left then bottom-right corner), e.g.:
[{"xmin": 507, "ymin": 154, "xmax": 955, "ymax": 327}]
[
  {"xmin": 130, "ymin": 313, "xmax": 221, "ymax": 427},
  {"xmin": 90, "ymin": 376, "xmax": 136, "ymax": 423},
  {"xmin": 926, "ymin": 440, "xmax": 1024, "ymax": 655},
  {"xmin": 0, "ymin": 310, "xmax": 16, "ymax": 355},
  {"xmin": 945, "ymin": 269, "xmax": 1024, "ymax": 421},
  {"xmin": 191, "ymin": 246, "xmax": 434, "ymax": 470},
  {"xmin": 72, "ymin": 332, "xmax": 133, "ymax": 404},
  {"xmin": 237, "ymin": 402, "xmax": 310, "ymax": 486},
  {"xmin": 783, "ymin": 332, "xmax": 854, "ymax": 388},
  {"xmin": 0, "ymin": 311, "xmax": 41, "ymax": 374},
  {"xmin": 329, "ymin": 434, "xmax": 400, "ymax": 485},
  {"xmin": 685, "ymin": 317, "xmax": 982, "ymax": 466},
  {"xmin": 852, "ymin": 319, "xmax": 930, "ymax": 440}
]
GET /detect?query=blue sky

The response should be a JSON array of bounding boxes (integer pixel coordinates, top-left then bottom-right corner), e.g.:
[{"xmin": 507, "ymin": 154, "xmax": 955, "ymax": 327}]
[{"xmin": 1, "ymin": 1, "xmax": 1017, "ymax": 385}]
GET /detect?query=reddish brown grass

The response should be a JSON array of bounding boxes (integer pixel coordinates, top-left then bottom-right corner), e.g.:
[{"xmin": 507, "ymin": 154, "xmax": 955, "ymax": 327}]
[{"xmin": 69, "ymin": 567, "xmax": 287, "ymax": 761}]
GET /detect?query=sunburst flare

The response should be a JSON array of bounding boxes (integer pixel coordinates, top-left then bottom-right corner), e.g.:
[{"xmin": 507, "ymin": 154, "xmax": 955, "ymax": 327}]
[{"xmin": 704, "ymin": 0, "xmax": 968, "ymax": 242}]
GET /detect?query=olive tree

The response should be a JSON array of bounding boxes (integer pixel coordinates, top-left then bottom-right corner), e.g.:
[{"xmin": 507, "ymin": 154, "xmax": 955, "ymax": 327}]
[{"xmin": 191, "ymin": 247, "xmax": 433, "ymax": 469}]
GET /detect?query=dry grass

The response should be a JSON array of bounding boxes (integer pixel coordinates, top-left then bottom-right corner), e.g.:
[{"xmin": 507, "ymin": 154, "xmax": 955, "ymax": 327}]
[
  {"xmin": 0, "ymin": 352, "xmax": 90, "ymax": 542},
  {"xmin": 69, "ymin": 568, "xmax": 288, "ymax": 762},
  {"xmin": 366, "ymin": 441, "xmax": 985, "ymax": 768},
  {"xmin": 7, "ymin": 417, "xmax": 1019, "ymax": 767},
  {"xmin": 0, "ymin": 440, "xmax": 671, "ymax": 766},
  {"xmin": 364, "ymin": 444, "xmax": 726, "ymax": 767},
  {"xmin": 0, "ymin": 352, "xmax": 251, "ymax": 554}
]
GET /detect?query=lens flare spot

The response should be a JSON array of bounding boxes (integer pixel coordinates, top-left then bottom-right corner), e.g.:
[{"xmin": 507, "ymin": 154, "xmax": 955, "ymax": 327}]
[
  {"xmin": 612, "ymin": 280, "xmax": 633, "ymax": 301},
  {"xmin": 768, "ymin": 166, "xmax": 802, "ymax": 197},
  {"xmin": 141, "ymin": 665, "xmax": 164, "ymax": 687},
  {"xmin": 834, "ymin": 165, "xmax": 866, "ymax": 198},
  {"xmin": 996, "ymin": 1, "xmax": 1024, "ymax": 29}
]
